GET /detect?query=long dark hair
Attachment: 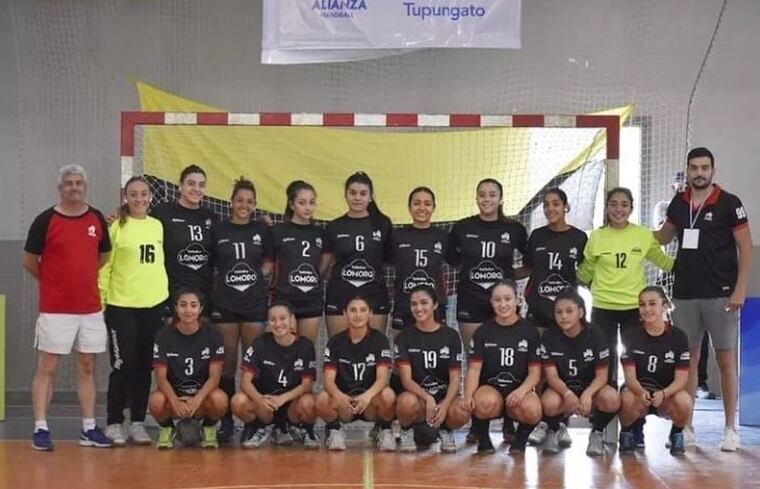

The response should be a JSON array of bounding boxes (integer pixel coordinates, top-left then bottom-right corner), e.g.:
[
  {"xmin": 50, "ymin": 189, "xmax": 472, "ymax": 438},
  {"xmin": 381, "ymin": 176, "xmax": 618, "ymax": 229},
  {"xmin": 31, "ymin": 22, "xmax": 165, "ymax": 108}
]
[
  {"xmin": 345, "ymin": 171, "xmax": 390, "ymax": 230},
  {"xmin": 119, "ymin": 175, "xmax": 151, "ymax": 227},
  {"xmin": 173, "ymin": 287, "xmax": 205, "ymax": 321},
  {"xmin": 407, "ymin": 186, "xmax": 436, "ymax": 206},
  {"xmin": 230, "ymin": 176, "xmax": 256, "ymax": 201},
  {"xmin": 477, "ymin": 178, "xmax": 507, "ymax": 222},
  {"xmin": 604, "ymin": 187, "xmax": 634, "ymax": 226},
  {"xmin": 409, "ymin": 284, "xmax": 442, "ymax": 323},
  {"xmin": 284, "ymin": 180, "xmax": 316, "ymax": 221},
  {"xmin": 553, "ymin": 288, "xmax": 588, "ymax": 326}
]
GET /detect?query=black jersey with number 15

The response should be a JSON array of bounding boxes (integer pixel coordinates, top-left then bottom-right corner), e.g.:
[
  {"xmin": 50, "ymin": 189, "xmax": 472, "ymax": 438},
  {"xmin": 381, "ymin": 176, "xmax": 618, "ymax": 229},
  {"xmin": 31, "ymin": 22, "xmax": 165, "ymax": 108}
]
[
  {"xmin": 391, "ymin": 225, "xmax": 449, "ymax": 312},
  {"xmin": 270, "ymin": 222, "xmax": 324, "ymax": 304}
]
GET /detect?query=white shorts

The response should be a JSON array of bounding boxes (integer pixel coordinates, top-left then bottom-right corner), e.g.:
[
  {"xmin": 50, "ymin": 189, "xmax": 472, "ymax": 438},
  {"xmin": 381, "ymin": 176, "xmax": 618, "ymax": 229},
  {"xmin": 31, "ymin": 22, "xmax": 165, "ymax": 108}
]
[{"xmin": 34, "ymin": 311, "xmax": 107, "ymax": 354}]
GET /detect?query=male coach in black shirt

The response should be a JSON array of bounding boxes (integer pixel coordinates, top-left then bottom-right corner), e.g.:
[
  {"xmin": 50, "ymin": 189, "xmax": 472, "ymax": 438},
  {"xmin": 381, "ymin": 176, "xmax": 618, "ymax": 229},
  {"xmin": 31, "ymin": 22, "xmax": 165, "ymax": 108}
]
[{"xmin": 656, "ymin": 147, "xmax": 752, "ymax": 451}]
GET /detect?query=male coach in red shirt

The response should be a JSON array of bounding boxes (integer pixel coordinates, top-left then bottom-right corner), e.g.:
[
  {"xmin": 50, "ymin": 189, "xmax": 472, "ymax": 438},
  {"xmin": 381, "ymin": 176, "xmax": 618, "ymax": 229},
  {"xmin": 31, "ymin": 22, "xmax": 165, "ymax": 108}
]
[{"xmin": 23, "ymin": 165, "xmax": 115, "ymax": 450}]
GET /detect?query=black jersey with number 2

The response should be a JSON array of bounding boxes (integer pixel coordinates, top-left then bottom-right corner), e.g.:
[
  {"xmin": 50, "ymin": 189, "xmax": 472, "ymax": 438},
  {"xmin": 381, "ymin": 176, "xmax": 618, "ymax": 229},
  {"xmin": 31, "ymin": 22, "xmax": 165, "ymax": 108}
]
[
  {"xmin": 621, "ymin": 325, "xmax": 689, "ymax": 391},
  {"xmin": 324, "ymin": 329, "xmax": 392, "ymax": 395},
  {"xmin": 394, "ymin": 326, "xmax": 462, "ymax": 399},
  {"xmin": 152, "ymin": 322, "xmax": 224, "ymax": 396},
  {"xmin": 270, "ymin": 221, "xmax": 324, "ymax": 304},
  {"xmin": 540, "ymin": 325, "xmax": 609, "ymax": 393},
  {"xmin": 211, "ymin": 221, "xmax": 273, "ymax": 315},
  {"xmin": 241, "ymin": 332, "xmax": 316, "ymax": 395},
  {"xmin": 469, "ymin": 319, "xmax": 540, "ymax": 392},
  {"xmin": 391, "ymin": 225, "xmax": 449, "ymax": 313}
]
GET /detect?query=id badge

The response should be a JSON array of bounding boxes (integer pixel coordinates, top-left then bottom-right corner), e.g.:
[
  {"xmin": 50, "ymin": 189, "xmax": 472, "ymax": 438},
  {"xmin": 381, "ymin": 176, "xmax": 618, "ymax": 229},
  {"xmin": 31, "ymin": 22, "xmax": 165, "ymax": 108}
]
[{"xmin": 682, "ymin": 228, "xmax": 700, "ymax": 249}]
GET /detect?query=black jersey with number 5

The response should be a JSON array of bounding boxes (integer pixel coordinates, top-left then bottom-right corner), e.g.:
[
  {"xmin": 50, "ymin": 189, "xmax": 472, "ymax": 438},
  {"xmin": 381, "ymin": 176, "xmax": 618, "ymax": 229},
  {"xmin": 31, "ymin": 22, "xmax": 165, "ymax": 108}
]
[
  {"xmin": 391, "ymin": 225, "xmax": 449, "ymax": 314},
  {"xmin": 241, "ymin": 333, "xmax": 316, "ymax": 395},
  {"xmin": 150, "ymin": 202, "xmax": 217, "ymax": 299},
  {"xmin": 469, "ymin": 319, "xmax": 540, "ymax": 391},
  {"xmin": 394, "ymin": 326, "xmax": 462, "ymax": 398},
  {"xmin": 540, "ymin": 325, "xmax": 608, "ymax": 393},
  {"xmin": 448, "ymin": 216, "xmax": 527, "ymax": 299},
  {"xmin": 152, "ymin": 322, "xmax": 224, "ymax": 396},
  {"xmin": 324, "ymin": 329, "xmax": 392, "ymax": 395},
  {"xmin": 270, "ymin": 221, "xmax": 324, "ymax": 305},
  {"xmin": 621, "ymin": 325, "xmax": 689, "ymax": 391},
  {"xmin": 211, "ymin": 221, "xmax": 273, "ymax": 315},
  {"xmin": 524, "ymin": 226, "xmax": 587, "ymax": 325},
  {"xmin": 323, "ymin": 215, "xmax": 392, "ymax": 292}
]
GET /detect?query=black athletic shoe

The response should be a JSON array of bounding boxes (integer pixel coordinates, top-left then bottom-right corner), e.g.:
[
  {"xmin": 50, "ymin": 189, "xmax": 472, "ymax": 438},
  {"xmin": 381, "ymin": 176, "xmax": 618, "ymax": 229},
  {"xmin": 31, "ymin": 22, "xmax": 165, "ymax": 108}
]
[
  {"xmin": 509, "ymin": 435, "xmax": 528, "ymax": 454},
  {"xmin": 217, "ymin": 417, "xmax": 234, "ymax": 444},
  {"xmin": 466, "ymin": 426, "xmax": 480, "ymax": 445},
  {"xmin": 477, "ymin": 434, "xmax": 496, "ymax": 454}
]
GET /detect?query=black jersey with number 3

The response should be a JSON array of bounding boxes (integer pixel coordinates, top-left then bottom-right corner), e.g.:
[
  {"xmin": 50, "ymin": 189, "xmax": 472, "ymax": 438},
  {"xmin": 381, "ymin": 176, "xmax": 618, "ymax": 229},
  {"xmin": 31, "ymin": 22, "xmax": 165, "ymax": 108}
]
[
  {"xmin": 150, "ymin": 202, "xmax": 217, "ymax": 299},
  {"xmin": 324, "ymin": 329, "xmax": 392, "ymax": 395},
  {"xmin": 448, "ymin": 216, "xmax": 527, "ymax": 300},
  {"xmin": 211, "ymin": 221, "xmax": 273, "ymax": 315},
  {"xmin": 469, "ymin": 319, "xmax": 540, "ymax": 392},
  {"xmin": 152, "ymin": 322, "xmax": 224, "ymax": 396},
  {"xmin": 525, "ymin": 226, "xmax": 587, "ymax": 325},
  {"xmin": 241, "ymin": 333, "xmax": 316, "ymax": 395},
  {"xmin": 540, "ymin": 325, "xmax": 609, "ymax": 393},
  {"xmin": 394, "ymin": 326, "xmax": 462, "ymax": 398},
  {"xmin": 391, "ymin": 225, "xmax": 449, "ymax": 313},
  {"xmin": 621, "ymin": 325, "xmax": 690, "ymax": 391},
  {"xmin": 324, "ymin": 215, "xmax": 392, "ymax": 292},
  {"xmin": 270, "ymin": 222, "xmax": 324, "ymax": 304}
]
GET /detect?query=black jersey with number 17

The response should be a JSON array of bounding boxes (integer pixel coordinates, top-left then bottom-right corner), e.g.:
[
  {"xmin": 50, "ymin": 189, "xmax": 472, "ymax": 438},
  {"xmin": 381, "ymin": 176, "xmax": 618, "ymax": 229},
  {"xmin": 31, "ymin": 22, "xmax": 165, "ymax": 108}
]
[
  {"xmin": 324, "ymin": 329, "xmax": 392, "ymax": 395},
  {"xmin": 391, "ymin": 225, "xmax": 449, "ymax": 313},
  {"xmin": 270, "ymin": 221, "xmax": 324, "ymax": 304}
]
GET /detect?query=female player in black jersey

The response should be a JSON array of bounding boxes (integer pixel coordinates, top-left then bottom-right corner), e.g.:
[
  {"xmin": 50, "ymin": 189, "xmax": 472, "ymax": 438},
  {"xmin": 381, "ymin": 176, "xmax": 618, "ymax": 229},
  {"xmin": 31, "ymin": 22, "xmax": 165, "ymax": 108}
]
[
  {"xmin": 230, "ymin": 302, "xmax": 318, "ymax": 449},
  {"xmin": 524, "ymin": 188, "xmax": 587, "ymax": 330},
  {"xmin": 148, "ymin": 288, "xmax": 228, "ymax": 449},
  {"xmin": 390, "ymin": 187, "xmax": 449, "ymax": 334},
  {"xmin": 395, "ymin": 286, "xmax": 468, "ymax": 453},
  {"xmin": 211, "ymin": 178, "xmax": 273, "ymax": 442},
  {"xmin": 321, "ymin": 172, "xmax": 392, "ymax": 335},
  {"xmin": 150, "ymin": 165, "xmax": 217, "ymax": 302},
  {"xmin": 618, "ymin": 286, "xmax": 693, "ymax": 456},
  {"xmin": 538, "ymin": 289, "xmax": 620, "ymax": 456},
  {"xmin": 459, "ymin": 280, "xmax": 542, "ymax": 454},
  {"xmin": 271, "ymin": 181, "xmax": 325, "ymax": 343},
  {"xmin": 316, "ymin": 296, "xmax": 397, "ymax": 451}
]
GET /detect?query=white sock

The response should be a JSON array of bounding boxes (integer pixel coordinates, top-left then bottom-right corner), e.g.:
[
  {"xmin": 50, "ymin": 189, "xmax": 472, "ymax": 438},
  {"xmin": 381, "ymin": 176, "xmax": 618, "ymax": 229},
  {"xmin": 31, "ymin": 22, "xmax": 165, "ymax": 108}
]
[
  {"xmin": 34, "ymin": 420, "xmax": 49, "ymax": 433},
  {"xmin": 82, "ymin": 418, "xmax": 96, "ymax": 432}
]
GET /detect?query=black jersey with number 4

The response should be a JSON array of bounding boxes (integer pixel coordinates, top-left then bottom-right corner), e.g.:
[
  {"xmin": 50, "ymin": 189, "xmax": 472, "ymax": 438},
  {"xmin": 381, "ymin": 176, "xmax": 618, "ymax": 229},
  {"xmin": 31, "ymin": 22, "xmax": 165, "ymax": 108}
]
[
  {"xmin": 469, "ymin": 319, "xmax": 540, "ymax": 391},
  {"xmin": 324, "ymin": 329, "xmax": 392, "ymax": 395},
  {"xmin": 394, "ymin": 326, "xmax": 462, "ymax": 398},
  {"xmin": 525, "ymin": 226, "xmax": 587, "ymax": 325},
  {"xmin": 270, "ymin": 222, "xmax": 324, "ymax": 304},
  {"xmin": 150, "ymin": 202, "xmax": 217, "ymax": 299},
  {"xmin": 324, "ymin": 215, "xmax": 392, "ymax": 291},
  {"xmin": 391, "ymin": 225, "xmax": 449, "ymax": 313},
  {"xmin": 211, "ymin": 221, "xmax": 273, "ymax": 315},
  {"xmin": 152, "ymin": 322, "xmax": 224, "ymax": 396},
  {"xmin": 540, "ymin": 325, "xmax": 609, "ymax": 393},
  {"xmin": 448, "ymin": 216, "xmax": 527, "ymax": 299},
  {"xmin": 621, "ymin": 325, "xmax": 689, "ymax": 391},
  {"xmin": 241, "ymin": 333, "xmax": 316, "ymax": 395}
]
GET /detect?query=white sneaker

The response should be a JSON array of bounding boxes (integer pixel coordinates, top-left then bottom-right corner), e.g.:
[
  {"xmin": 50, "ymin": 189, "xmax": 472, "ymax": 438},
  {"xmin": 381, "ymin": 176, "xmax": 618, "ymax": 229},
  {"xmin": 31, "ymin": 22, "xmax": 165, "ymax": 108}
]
[
  {"xmin": 376, "ymin": 428, "xmax": 397, "ymax": 452},
  {"xmin": 327, "ymin": 428, "xmax": 346, "ymax": 451},
  {"xmin": 684, "ymin": 425, "xmax": 696, "ymax": 446},
  {"xmin": 398, "ymin": 428, "xmax": 416, "ymax": 452},
  {"xmin": 129, "ymin": 422, "xmax": 152, "ymax": 445},
  {"xmin": 439, "ymin": 429, "xmax": 457, "ymax": 453},
  {"xmin": 105, "ymin": 424, "xmax": 126, "ymax": 446},
  {"xmin": 720, "ymin": 427, "xmax": 740, "ymax": 452},
  {"xmin": 528, "ymin": 421, "xmax": 548, "ymax": 445},
  {"xmin": 558, "ymin": 422, "xmax": 572, "ymax": 447},
  {"xmin": 243, "ymin": 425, "xmax": 272, "ymax": 449}
]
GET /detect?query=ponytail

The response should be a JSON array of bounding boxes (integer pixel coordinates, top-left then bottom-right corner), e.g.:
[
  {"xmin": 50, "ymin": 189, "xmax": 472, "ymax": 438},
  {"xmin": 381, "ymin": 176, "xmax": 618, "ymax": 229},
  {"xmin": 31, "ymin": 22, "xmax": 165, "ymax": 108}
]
[{"xmin": 119, "ymin": 175, "xmax": 150, "ymax": 227}]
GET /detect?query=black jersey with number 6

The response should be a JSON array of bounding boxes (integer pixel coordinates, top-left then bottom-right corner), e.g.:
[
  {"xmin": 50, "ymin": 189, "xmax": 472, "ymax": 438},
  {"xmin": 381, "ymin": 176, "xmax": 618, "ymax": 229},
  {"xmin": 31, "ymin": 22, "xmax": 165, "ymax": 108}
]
[
  {"xmin": 324, "ymin": 329, "xmax": 392, "ymax": 395},
  {"xmin": 150, "ymin": 202, "xmax": 217, "ymax": 300},
  {"xmin": 448, "ymin": 216, "xmax": 527, "ymax": 300},
  {"xmin": 540, "ymin": 325, "xmax": 609, "ymax": 393},
  {"xmin": 524, "ymin": 226, "xmax": 587, "ymax": 326},
  {"xmin": 621, "ymin": 324, "xmax": 689, "ymax": 391},
  {"xmin": 211, "ymin": 220, "xmax": 273, "ymax": 316},
  {"xmin": 152, "ymin": 322, "xmax": 224, "ymax": 396},
  {"xmin": 391, "ymin": 225, "xmax": 449, "ymax": 314},
  {"xmin": 240, "ymin": 332, "xmax": 316, "ymax": 395},
  {"xmin": 469, "ymin": 319, "xmax": 540, "ymax": 392},
  {"xmin": 270, "ymin": 221, "xmax": 324, "ymax": 305},
  {"xmin": 394, "ymin": 326, "xmax": 462, "ymax": 399}
]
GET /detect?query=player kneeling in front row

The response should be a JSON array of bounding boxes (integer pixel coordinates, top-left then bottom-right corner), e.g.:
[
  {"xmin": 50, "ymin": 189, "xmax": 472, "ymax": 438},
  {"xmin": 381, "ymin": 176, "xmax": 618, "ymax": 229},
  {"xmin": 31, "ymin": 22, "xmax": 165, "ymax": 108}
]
[
  {"xmin": 148, "ymin": 288, "xmax": 228, "ymax": 449},
  {"xmin": 316, "ymin": 296, "xmax": 397, "ymax": 451},
  {"xmin": 618, "ymin": 286, "xmax": 693, "ymax": 456},
  {"xmin": 231, "ymin": 301, "xmax": 319, "ymax": 449},
  {"xmin": 539, "ymin": 289, "xmax": 620, "ymax": 456},
  {"xmin": 460, "ymin": 280, "xmax": 543, "ymax": 454},
  {"xmin": 394, "ymin": 286, "xmax": 469, "ymax": 453}
]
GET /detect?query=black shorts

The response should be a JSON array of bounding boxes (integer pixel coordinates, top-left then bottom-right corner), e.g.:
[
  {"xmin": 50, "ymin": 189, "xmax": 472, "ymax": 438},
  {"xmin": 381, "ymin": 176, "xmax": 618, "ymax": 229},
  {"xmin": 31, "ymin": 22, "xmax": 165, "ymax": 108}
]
[
  {"xmin": 324, "ymin": 282, "xmax": 390, "ymax": 316},
  {"xmin": 391, "ymin": 304, "xmax": 447, "ymax": 330},
  {"xmin": 455, "ymin": 289, "xmax": 494, "ymax": 324},
  {"xmin": 483, "ymin": 383, "xmax": 520, "ymax": 399},
  {"xmin": 526, "ymin": 312, "xmax": 558, "ymax": 332},
  {"xmin": 273, "ymin": 294, "xmax": 323, "ymax": 320},
  {"xmin": 389, "ymin": 373, "xmax": 448, "ymax": 403},
  {"xmin": 211, "ymin": 303, "xmax": 267, "ymax": 324}
]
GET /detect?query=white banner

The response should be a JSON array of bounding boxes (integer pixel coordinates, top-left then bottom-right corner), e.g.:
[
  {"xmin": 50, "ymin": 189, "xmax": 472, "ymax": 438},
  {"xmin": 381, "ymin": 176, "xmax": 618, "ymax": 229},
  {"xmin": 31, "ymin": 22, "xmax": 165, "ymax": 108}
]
[{"xmin": 262, "ymin": 0, "xmax": 521, "ymax": 64}]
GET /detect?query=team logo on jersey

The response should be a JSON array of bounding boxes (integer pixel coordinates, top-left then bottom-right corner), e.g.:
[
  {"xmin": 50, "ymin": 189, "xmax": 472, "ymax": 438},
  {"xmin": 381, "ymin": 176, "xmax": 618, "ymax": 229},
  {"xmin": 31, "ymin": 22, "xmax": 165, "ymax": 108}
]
[
  {"xmin": 420, "ymin": 375, "xmax": 445, "ymax": 395},
  {"xmin": 664, "ymin": 350, "xmax": 675, "ymax": 363},
  {"xmin": 315, "ymin": 237, "xmax": 323, "ymax": 248},
  {"xmin": 153, "ymin": 343, "xmax": 159, "ymax": 354},
  {"xmin": 205, "ymin": 218, "xmax": 212, "ymax": 229},
  {"xmin": 517, "ymin": 339, "xmax": 528, "ymax": 352},
  {"xmin": 583, "ymin": 348, "xmax": 594, "ymax": 361},
  {"xmin": 177, "ymin": 380, "xmax": 201, "ymax": 396},
  {"xmin": 538, "ymin": 273, "xmax": 571, "ymax": 300},
  {"xmin": 171, "ymin": 218, "xmax": 185, "ymax": 223},
  {"xmin": 630, "ymin": 246, "xmax": 643, "ymax": 255},
  {"xmin": 324, "ymin": 348, "xmax": 331, "ymax": 361},
  {"xmin": 680, "ymin": 352, "xmax": 690, "ymax": 361},
  {"xmin": 381, "ymin": 348, "xmax": 392, "ymax": 359},
  {"xmin": 469, "ymin": 260, "xmax": 503, "ymax": 290},
  {"xmin": 341, "ymin": 259, "xmax": 375, "ymax": 287},
  {"xmin": 489, "ymin": 371, "xmax": 518, "ymax": 387},
  {"xmin": 177, "ymin": 243, "xmax": 209, "ymax": 270},
  {"xmin": 215, "ymin": 346, "xmax": 224, "ymax": 355},
  {"xmin": 393, "ymin": 344, "xmax": 399, "ymax": 354},
  {"xmin": 434, "ymin": 242, "xmax": 443, "ymax": 254},
  {"xmin": 252, "ymin": 234, "xmax": 262, "ymax": 246},
  {"xmin": 225, "ymin": 262, "xmax": 258, "ymax": 292},
  {"xmin": 569, "ymin": 247, "xmax": 578, "ymax": 259},
  {"xmin": 294, "ymin": 358, "xmax": 304, "ymax": 370},
  {"xmin": 402, "ymin": 269, "xmax": 436, "ymax": 293},
  {"xmin": 439, "ymin": 346, "xmax": 450, "ymax": 358},
  {"xmin": 366, "ymin": 353, "xmax": 376, "ymax": 364},
  {"xmin": 500, "ymin": 232, "xmax": 511, "ymax": 244},
  {"xmin": 537, "ymin": 344, "xmax": 547, "ymax": 357},
  {"xmin": 87, "ymin": 225, "xmax": 96, "ymax": 237},
  {"xmin": 704, "ymin": 212, "xmax": 713, "ymax": 222},
  {"xmin": 599, "ymin": 348, "xmax": 610, "ymax": 359},
  {"xmin": 288, "ymin": 264, "xmax": 320, "ymax": 292},
  {"xmin": 243, "ymin": 346, "xmax": 254, "ymax": 362},
  {"xmin": 200, "ymin": 347, "xmax": 211, "ymax": 359},
  {"xmin": 372, "ymin": 230, "xmax": 382, "ymax": 242}
]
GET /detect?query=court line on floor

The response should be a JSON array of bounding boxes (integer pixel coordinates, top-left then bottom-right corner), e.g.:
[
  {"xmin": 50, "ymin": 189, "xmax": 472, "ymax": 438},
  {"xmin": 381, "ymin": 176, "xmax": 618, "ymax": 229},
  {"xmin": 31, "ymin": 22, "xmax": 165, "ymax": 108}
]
[{"xmin": 363, "ymin": 449, "xmax": 374, "ymax": 489}]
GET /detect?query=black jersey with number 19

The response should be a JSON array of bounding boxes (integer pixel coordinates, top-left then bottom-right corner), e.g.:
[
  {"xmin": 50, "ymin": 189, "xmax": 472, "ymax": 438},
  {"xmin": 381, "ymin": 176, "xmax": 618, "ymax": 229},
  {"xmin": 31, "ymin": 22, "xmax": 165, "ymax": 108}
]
[
  {"xmin": 270, "ymin": 221, "xmax": 324, "ymax": 309},
  {"xmin": 394, "ymin": 325, "xmax": 462, "ymax": 400}
]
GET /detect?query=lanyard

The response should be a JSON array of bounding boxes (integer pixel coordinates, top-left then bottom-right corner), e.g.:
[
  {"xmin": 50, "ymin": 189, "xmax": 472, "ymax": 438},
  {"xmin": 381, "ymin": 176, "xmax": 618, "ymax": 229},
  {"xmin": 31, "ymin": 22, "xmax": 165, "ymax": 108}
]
[{"xmin": 688, "ymin": 186, "xmax": 713, "ymax": 229}]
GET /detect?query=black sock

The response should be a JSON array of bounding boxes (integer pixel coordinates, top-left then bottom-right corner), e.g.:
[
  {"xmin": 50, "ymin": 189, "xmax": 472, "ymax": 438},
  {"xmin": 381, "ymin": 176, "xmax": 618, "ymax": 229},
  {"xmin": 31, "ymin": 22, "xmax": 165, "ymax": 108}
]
[
  {"xmin": 669, "ymin": 425, "xmax": 684, "ymax": 436},
  {"xmin": 247, "ymin": 419, "xmax": 262, "ymax": 431},
  {"xmin": 301, "ymin": 422, "xmax": 315, "ymax": 434},
  {"xmin": 326, "ymin": 420, "xmax": 341, "ymax": 432},
  {"xmin": 472, "ymin": 417, "xmax": 490, "ymax": 438},
  {"xmin": 220, "ymin": 377, "xmax": 236, "ymax": 419},
  {"xmin": 592, "ymin": 411, "xmax": 616, "ymax": 433},
  {"xmin": 516, "ymin": 423, "xmax": 535, "ymax": 439},
  {"xmin": 621, "ymin": 419, "xmax": 640, "ymax": 433},
  {"xmin": 202, "ymin": 417, "xmax": 217, "ymax": 427},
  {"xmin": 273, "ymin": 408, "xmax": 289, "ymax": 428},
  {"xmin": 631, "ymin": 417, "xmax": 645, "ymax": 432},
  {"xmin": 378, "ymin": 420, "xmax": 391, "ymax": 430},
  {"xmin": 545, "ymin": 415, "xmax": 562, "ymax": 431},
  {"xmin": 502, "ymin": 414, "xmax": 515, "ymax": 433},
  {"xmin": 158, "ymin": 418, "xmax": 174, "ymax": 428},
  {"xmin": 562, "ymin": 415, "xmax": 570, "ymax": 426}
]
